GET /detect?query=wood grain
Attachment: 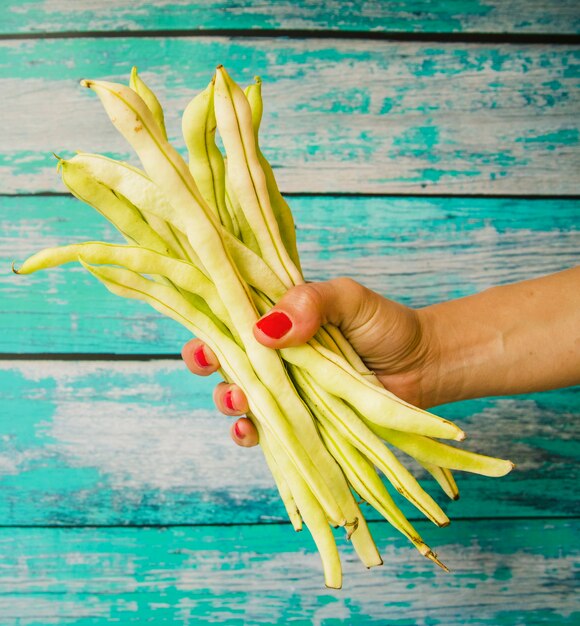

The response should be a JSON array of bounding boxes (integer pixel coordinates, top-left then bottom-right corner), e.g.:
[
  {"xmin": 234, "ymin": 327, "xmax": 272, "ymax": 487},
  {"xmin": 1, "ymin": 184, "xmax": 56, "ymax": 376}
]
[
  {"xmin": 1, "ymin": 3, "xmax": 578, "ymax": 623},
  {"xmin": 0, "ymin": 520, "xmax": 577, "ymax": 625},
  {"xmin": 1, "ymin": 1, "xmax": 579, "ymax": 35},
  {"xmin": 0, "ymin": 359, "xmax": 577, "ymax": 525},
  {"xmin": 1, "ymin": 38, "xmax": 578, "ymax": 194},
  {"xmin": 4, "ymin": 195, "xmax": 578, "ymax": 354}
]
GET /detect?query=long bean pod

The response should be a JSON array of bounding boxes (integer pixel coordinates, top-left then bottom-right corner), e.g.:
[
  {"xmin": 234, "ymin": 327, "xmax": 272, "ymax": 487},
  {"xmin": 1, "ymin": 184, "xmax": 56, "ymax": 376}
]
[
  {"xmin": 244, "ymin": 77, "xmax": 302, "ymax": 274},
  {"xmin": 182, "ymin": 80, "xmax": 235, "ymax": 234},
  {"xmin": 14, "ymin": 66, "xmax": 515, "ymax": 586},
  {"xmin": 129, "ymin": 66, "xmax": 168, "ymax": 139},
  {"xmin": 368, "ymin": 424, "xmax": 513, "ymax": 477},
  {"xmin": 292, "ymin": 367, "xmax": 449, "ymax": 527},
  {"xmin": 214, "ymin": 66, "xmax": 302, "ymax": 287}
]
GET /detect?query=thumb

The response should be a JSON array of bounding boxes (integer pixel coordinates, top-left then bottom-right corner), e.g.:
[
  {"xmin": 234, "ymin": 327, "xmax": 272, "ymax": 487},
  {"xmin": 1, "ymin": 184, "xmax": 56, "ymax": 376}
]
[{"xmin": 253, "ymin": 277, "xmax": 371, "ymax": 349}]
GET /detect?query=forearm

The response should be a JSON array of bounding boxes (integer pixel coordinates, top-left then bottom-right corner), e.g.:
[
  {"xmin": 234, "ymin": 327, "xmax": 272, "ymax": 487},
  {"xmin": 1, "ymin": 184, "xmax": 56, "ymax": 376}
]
[{"xmin": 419, "ymin": 267, "xmax": 580, "ymax": 407}]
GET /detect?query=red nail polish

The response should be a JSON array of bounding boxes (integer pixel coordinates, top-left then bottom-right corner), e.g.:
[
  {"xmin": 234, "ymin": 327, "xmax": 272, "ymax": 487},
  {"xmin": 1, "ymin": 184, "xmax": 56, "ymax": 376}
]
[
  {"xmin": 193, "ymin": 345, "xmax": 210, "ymax": 368},
  {"xmin": 256, "ymin": 311, "xmax": 293, "ymax": 339},
  {"xmin": 224, "ymin": 389, "xmax": 235, "ymax": 411},
  {"xmin": 233, "ymin": 421, "xmax": 245, "ymax": 440}
]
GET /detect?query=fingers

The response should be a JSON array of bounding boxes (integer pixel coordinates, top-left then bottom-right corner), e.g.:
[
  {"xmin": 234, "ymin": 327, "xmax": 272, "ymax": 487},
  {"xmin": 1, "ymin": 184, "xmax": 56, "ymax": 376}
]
[
  {"xmin": 230, "ymin": 417, "xmax": 259, "ymax": 448},
  {"xmin": 213, "ymin": 381, "xmax": 249, "ymax": 415},
  {"xmin": 254, "ymin": 277, "xmax": 371, "ymax": 348},
  {"xmin": 181, "ymin": 338, "xmax": 220, "ymax": 376},
  {"xmin": 182, "ymin": 340, "xmax": 258, "ymax": 447},
  {"xmin": 213, "ymin": 383, "xmax": 258, "ymax": 447}
]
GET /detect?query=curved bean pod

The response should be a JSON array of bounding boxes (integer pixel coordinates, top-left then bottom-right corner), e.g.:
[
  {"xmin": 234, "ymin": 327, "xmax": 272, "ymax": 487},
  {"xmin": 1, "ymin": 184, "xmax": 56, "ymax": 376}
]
[
  {"xmin": 71, "ymin": 153, "xmax": 286, "ymax": 300},
  {"xmin": 319, "ymin": 419, "xmax": 448, "ymax": 571},
  {"xmin": 292, "ymin": 367, "xmax": 450, "ymax": 527},
  {"xmin": 60, "ymin": 158, "xmax": 172, "ymax": 256},
  {"xmin": 129, "ymin": 66, "xmax": 167, "ymax": 139},
  {"xmin": 182, "ymin": 80, "xmax": 235, "ymax": 234},
  {"xmin": 418, "ymin": 462, "xmax": 460, "ymax": 501},
  {"xmin": 256, "ymin": 421, "xmax": 342, "ymax": 589},
  {"xmin": 368, "ymin": 425, "xmax": 514, "ymax": 478},
  {"xmin": 78, "ymin": 80, "xmax": 353, "ymax": 528},
  {"xmin": 214, "ymin": 66, "xmax": 302, "ymax": 288},
  {"xmin": 245, "ymin": 77, "xmax": 302, "ymax": 274},
  {"xmin": 15, "ymin": 242, "xmax": 232, "ymax": 333},
  {"xmin": 282, "ymin": 340, "xmax": 465, "ymax": 441}
]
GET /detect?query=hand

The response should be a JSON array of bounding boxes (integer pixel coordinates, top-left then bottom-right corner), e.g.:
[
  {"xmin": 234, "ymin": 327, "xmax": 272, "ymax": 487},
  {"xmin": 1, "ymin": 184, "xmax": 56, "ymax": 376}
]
[{"xmin": 182, "ymin": 278, "xmax": 436, "ymax": 448}]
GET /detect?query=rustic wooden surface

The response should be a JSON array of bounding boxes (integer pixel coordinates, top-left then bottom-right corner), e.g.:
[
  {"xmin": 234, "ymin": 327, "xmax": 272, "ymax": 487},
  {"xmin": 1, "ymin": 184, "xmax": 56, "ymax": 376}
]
[
  {"xmin": 0, "ymin": 520, "xmax": 578, "ymax": 625},
  {"xmin": 4, "ymin": 195, "xmax": 579, "ymax": 353},
  {"xmin": 1, "ymin": 39, "xmax": 579, "ymax": 195},
  {"xmin": 0, "ymin": 359, "xmax": 578, "ymax": 526},
  {"xmin": 1, "ymin": 0, "xmax": 579, "ymax": 35},
  {"xmin": 1, "ymin": 2, "xmax": 578, "ymax": 624}
]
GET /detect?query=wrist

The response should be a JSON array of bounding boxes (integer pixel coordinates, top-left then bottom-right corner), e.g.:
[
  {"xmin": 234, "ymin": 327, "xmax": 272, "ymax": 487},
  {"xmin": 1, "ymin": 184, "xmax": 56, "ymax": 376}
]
[{"xmin": 415, "ymin": 304, "xmax": 467, "ymax": 408}]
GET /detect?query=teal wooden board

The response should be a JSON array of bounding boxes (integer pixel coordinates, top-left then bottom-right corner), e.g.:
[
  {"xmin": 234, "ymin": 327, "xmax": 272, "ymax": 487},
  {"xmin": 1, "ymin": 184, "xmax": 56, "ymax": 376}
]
[
  {"xmin": 0, "ymin": 520, "xmax": 577, "ymax": 625},
  {"xmin": 1, "ymin": 38, "xmax": 578, "ymax": 194},
  {"xmin": 1, "ymin": 1, "xmax": 579, "ymax": 35},
  {"xmin": 4, "ymin": 195, "xmax": 579, "ymax": 354},
  {"xmin": 0, "ymin": 360, "xmax": 577, "ymax": 524}
]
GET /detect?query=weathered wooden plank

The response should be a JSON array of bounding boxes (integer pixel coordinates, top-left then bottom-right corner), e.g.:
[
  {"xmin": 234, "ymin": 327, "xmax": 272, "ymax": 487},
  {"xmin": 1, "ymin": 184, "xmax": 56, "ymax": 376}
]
[
  {"xmin": 4, "ymin": 195, "xmax": 579, "ymax": 354},
  {"xmin": 1, "ymin": 1, "xmax": 579, "ymax": 35},
  {"xmin": 0, "ymin": 520, "xmax": 577, "ymax": 625},
  {"xmin": 1, "ymin": 38, "xmax": 578, "ymax": 194},
  {"xmin": 0, "ymin": 360, "xmax": 577, "ymax": 524}
]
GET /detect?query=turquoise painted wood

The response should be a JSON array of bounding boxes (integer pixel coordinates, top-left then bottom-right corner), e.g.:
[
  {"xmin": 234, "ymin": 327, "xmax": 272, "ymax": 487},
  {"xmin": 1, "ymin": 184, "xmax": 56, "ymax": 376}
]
[
  {"xmin": 0, "ymin": 359, "xmax": 577, "ymax": 525},
  {"xmin": 1, "ymin": 2, "xmax": 578, "ymax": 622},
  {"xmin": 1, "ymin": 1, "xmax": 579, "ymax": 35},
  {"xmin": 1, "ymin": 39, "xmax": 578, "ymax": 194},
  {"xmin": 5, "ymin": 195, "xmax": 579, "ymax": 354},
  {"xmin": 0, "ymin": 520, "xmax": 577, "ymax": 625}
]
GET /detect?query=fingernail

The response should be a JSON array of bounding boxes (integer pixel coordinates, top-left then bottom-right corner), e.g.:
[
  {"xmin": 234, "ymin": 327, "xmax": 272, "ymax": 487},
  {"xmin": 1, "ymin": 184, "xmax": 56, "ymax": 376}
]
[
  {"xmin": 233, "ymin": 421, "xmax": 245, "ymax": 440},
  {"xmin": 256, "ymin": 311, "xmax": 293, "ymax": 339},
  {"xmin": 193, "ymin": 345, "xmax": 210, "ymax": 368},
  {"xmin": 224, "ymin": 389, "xmax": 236, "ymax": 411}
]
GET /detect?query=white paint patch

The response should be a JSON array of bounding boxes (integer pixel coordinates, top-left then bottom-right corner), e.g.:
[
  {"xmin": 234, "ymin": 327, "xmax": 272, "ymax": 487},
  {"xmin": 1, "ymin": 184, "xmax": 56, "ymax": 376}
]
[
  {"xmin": 161, "ymin": 528, "xmax": 579, "ymax": 623},
  {"xmin": 1, "ymin": 360, "xmax": 576, "ymax": 494},
  {"xmin": 0, "ymin": 360, "xmax": 273, "ymax": 497},
  {"xmin": 45, "ymin": 400, "xmax": 271, "ymax": 493},
  {"xmin": 0, "ymin": 455, "xmax": 18, "ymax": 476},
  {"xmin": 303, "ymin": 227, "xmax": 580, "ymax": 300},
  {"xmin": 0, "ymin": 359, "xmax": 175, "ymax": 383},
  {"xmin": 464, "ymin": 397, "xmax": 579, "ymax": 470},
  {"xmin": 2, "ymin": 40, "xmax": 578, "ymax": 193}
]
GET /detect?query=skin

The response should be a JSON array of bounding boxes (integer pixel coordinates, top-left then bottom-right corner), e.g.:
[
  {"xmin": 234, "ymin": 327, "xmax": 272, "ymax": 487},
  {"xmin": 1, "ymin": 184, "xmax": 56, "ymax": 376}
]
[{"xmin": 182, "ymin": 267, "xmax": 580, "ymax": 448}]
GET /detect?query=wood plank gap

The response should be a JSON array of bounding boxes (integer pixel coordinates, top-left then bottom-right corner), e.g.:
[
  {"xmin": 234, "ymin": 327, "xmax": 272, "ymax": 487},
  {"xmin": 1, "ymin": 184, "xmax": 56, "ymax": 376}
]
[
  {"xmin": 3, "ymin": 192, "xmax": 580, "ymax": 201},
  {"xmin": 0, "ymin": 353, "xmax": 180, "ymax": 361},
  {"xmin": 0, "ymin": 515, "xmax": 577, "ymax": 529},
  {"xmin": 282, "ymin": 192, "xmax": 580, "ymax": 200},
  {"xmin": 1, "ymin": 28, "xmax": 579, "ymax": 45}
]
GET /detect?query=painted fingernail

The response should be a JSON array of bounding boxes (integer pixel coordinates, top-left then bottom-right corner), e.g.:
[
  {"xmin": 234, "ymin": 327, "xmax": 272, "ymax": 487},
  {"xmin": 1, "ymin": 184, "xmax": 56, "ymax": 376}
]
[
  {"xmin": 256, "ymin": 311, "xmax": 293, "ymax": 339},
  {"xmin": 224, "ymin": 389, "xmax": 236, "ymax": 411},
  {"xmin": 193, "ymin": 345, "xmax": 210, "ymax": 368},
  {"xmin": 233, "ymin": 421, "xmax": 245, "ymax": 440}
]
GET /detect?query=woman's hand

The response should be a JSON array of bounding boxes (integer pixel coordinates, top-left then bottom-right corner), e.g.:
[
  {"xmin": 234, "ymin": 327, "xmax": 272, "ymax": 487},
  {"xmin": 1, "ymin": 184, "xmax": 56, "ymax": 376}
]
[
  {"xmin": 182, "ymin": 277, "xmax": 437, "ymax": 447},
  {"xmin": 182, "ymin": 267, "xmax": 580, "ymax": 447}
]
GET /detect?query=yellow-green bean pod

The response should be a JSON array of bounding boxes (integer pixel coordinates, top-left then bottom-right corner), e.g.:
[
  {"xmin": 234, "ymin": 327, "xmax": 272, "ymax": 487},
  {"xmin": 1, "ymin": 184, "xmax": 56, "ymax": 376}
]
[
  {"xmin": 182, "ymin": 80, "xmax": 235, "ymax": 234},
  {"xmin": 129, "ymin": 66, "xmax": 167, "ymax": 139},
  {"xmin": 245, "ymin": 77, "xmax": 302, "ymax": 275}
]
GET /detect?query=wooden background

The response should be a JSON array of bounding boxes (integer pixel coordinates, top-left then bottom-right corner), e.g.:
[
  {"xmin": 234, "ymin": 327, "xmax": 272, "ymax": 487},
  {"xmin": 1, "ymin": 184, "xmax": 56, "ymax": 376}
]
[{"xmin": 1, "ymin": 2, "xmax": 579, "ymax": 624}]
